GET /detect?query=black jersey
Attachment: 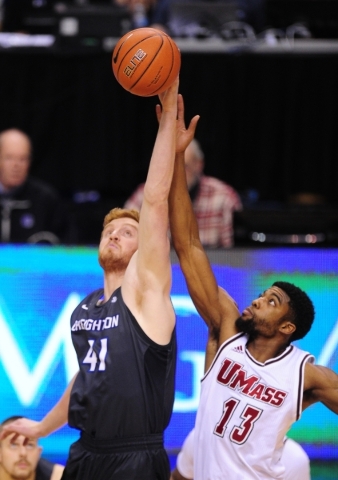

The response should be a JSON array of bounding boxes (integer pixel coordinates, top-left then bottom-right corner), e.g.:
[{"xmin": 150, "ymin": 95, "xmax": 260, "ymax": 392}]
[
  {"xmin": 36, "ymin": 458, "xmax": 54, "ymax": 480},
  {"xmin": 68, "ymin": 287, "xmax": 177, "ymax": 440}
]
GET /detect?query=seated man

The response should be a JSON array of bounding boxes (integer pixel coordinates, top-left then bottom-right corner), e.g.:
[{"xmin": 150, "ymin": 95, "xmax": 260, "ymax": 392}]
[
  {"xmin": 113, "ymin": 0, "xmax": 170, "ymax": 31},
  {"xmin": 124, "ymin": 139, "xmax": 242, "ymax": 248},
  {"xmin": 170, "ymin": 428, "xmax": 311, "ymax": 480},
  {"xmin": 0, "ymin": 128, "xmax": 71, "ymax": 244},
  {"xmin": 0, "ymin": 416, "xmax": 64, "ymax": 480}
]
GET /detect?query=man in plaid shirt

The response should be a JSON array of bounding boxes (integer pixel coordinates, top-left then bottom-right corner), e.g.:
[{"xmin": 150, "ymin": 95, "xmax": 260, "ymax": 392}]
[{"xmin": 124, "ymin": 139, "xmax": 242, "ymax": 248}]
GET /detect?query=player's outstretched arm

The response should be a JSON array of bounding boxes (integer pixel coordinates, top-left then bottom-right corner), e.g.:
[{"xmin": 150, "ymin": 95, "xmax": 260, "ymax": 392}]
[
  {"xmin": 168, "ymin": 96, "xmax": 239, "ymax": 338},
  {"xmin": 124, "ymin": 79, "xmax": 179, "ymax": 345},
  {"xmin": 303, "ymin": 363, "xmax": 338, "ymax": 413},
  {"xmin": 0, "ymin": 373, "xmax": 77, "ymax": 441}
]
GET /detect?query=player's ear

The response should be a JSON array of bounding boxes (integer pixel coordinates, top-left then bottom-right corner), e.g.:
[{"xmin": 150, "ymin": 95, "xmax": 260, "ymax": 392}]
[
  {"xmin": 279, "ymin": 321, "xmax": 296, "ymax": 336},
  {"xmin": 38, "ymin": 446, "xmax": 43, "ymax": 458}
]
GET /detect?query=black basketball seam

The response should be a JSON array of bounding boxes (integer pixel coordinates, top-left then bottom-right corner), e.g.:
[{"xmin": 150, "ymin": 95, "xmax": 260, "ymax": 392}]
[
  {"xmin": 130, "ymin": 36, "xmax": 165, "ymax": 92},
  {"xmin": 115, "ymin": 33, "xmax": 161, "ymax": 81},
  {"xmin": 149, "ymin": 36, "xmax": 178, "ymax": 96}
]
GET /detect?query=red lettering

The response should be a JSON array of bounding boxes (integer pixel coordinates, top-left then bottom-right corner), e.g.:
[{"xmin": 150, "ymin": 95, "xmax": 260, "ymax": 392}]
[
  {"xmin": 270, "ymin": 390, "xmax": 287, "ymax": 406},
  {"xmin": 217, "ymin": 360, "xmax": 242, "ymax": 385},
  {"xmin": 229, "ymin": 370, "xmax": 260, "ymax": 394},
  {"xmin": 247, "ymin": 383, "xmax": 265, "ymax": 400},
  {"xmin": 260, "ymin": 387, "xmax": 276, "ymax": 403}
]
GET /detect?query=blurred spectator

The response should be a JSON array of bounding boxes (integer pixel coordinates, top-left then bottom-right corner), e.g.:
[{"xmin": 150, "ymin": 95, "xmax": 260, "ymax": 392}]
[
  {"xmin": 168, "ymin": 0, "xmax": 266, "ymax": 38},
  {"xmin": 113, "ymin": 0, "xmax": 170, "ymax": 31},
  {"xmin": 124, "ymin": 139, "xmax": 242, "ymax": 248},
  {"xmin": 0, "ymin": 416, "xmax": 64, "ymax": 480},
  {"xmin": 0, "ymin": 128, "xmax": 71, "ymax": 244}
]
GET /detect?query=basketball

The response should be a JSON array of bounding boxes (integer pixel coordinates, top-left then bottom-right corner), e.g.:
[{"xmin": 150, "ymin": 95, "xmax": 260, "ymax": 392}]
[{"xmin": 112, "ymin": 28, "xmax": 181, "ymax": 97}]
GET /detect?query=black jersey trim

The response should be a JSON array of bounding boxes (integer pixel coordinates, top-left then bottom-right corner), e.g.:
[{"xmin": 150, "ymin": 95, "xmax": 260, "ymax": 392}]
[
  {"xmin": 245, "ymin": 345, "xmax": 294, "ymax": 367},
  {"xmin": 297, "ymin": 353, "xmax": 314, "ymax": 420}
]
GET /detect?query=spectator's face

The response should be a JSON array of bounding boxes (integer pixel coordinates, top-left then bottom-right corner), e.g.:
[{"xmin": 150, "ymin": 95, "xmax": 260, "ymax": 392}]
[
  {"xmin": 0, "ymin": 132, "xmax": 31, "ymax": 190},
  {"xmin": 114, "ymin": 0, "xmax": 156, "ymax": 13},
  {"xmin": 0, "ymin": 433, "xmax": 41, "ymax": 479},
  {"xmin": 184, "ymin": 143, "xmax": 204, "ymax": 190}
]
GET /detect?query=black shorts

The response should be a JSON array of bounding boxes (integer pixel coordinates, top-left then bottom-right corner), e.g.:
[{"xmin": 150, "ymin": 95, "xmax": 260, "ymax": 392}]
[{"xmin": 60, "ymin": 433, "xmax": 170, "ymax": 480}]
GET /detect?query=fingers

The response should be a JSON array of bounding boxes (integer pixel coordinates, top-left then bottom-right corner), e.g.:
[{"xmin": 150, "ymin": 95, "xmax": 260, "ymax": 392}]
[
  {"xmin": 158, "ymin": 76, "xmax": 179, "ymax": 106},
  {"xmin": 0, "ymin": 428, "xmax": 18, "ymax": 441},
  {"xmin": 155, "ymin": 104, "xmax": 162, "ymax": 124},
  {"xmin": 187, "ymin": 115, "xmax": 200, "ymax": 137},
  {"xmin": 23, "ymin": 435, "xmax": 32, "ymax": 446},
  {"xmin": 0, "ymin": 419, "xmax": 39, "ymax": 442},
  {"xmin": 177, "ymin": 94, "xmax": 184, "ymax": 121},
  {"xmin": 171, "ymin": 75, "xmax": 180, "ymax": 92}
]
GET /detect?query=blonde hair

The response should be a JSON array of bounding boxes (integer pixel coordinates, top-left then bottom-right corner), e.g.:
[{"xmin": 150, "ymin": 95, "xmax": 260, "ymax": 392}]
[{"xmin": 103, "ymin": 208, "xmax": 140, "ymax": 228}]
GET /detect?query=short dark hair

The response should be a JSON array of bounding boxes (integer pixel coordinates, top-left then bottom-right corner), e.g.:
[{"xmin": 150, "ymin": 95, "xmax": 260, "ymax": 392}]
[
  {"xmin": 273, "ymin": 281, "xmax": 315, "ymax": 342},
  {"xmin": 1, "ymin": 415, "xmax": 24, "ymax": 427}
]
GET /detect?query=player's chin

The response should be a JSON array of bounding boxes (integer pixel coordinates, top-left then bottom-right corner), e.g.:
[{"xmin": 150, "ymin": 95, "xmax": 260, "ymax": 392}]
[{"xmin": 235, "ymin": 316, "xmax": 255, "ymax": 334}]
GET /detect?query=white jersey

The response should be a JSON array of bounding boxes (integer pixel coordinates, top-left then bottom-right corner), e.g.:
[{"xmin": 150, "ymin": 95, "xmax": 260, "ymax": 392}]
[
  {"xmin": 177, "ymin": 428, "xmax": 194, "ymax": 479},
  {"xmin": 194, "ymin": 333, "xmax": 314, "ymax": 480},
  {"xmin": 176, "ymin": 429, "xmax": 310, "ymax": 480}
]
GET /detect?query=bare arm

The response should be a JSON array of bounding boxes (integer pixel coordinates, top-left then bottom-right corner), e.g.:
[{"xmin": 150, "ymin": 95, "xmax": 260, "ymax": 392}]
[
  {"xmin": 303, "ymin": 363, "xmax": 338, "ymax": 413},
  {"xmin": 51, "ymin": 464, "xmax": 65, "ymax": 480},
  {"xmin": 204, "ymin": 331, "xmax": 219, "ymax": 373},
  {"xmin": 123, "ymin": 78, "xmax": 179, "ymax": 344},
  {"xmin": 0, "ymin": 373, "xmax": 77, "ymax": 441},
  {"xmin": 170, "ymin": 427, "xmax": 195, "ymax": 480},
  {"xmin": 168, "ymin": 98, "xmax": 240, "ymax": 341}
]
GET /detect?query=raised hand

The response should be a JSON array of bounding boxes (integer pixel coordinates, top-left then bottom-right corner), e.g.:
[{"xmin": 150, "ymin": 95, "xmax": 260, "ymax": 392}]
[
  {"xmin": 156, "ymin": 92, "xmax": 200, "ymax": 153},
  {"xmin": 157, "ymin": 76, "xmax": 179, "ymax": 114}
]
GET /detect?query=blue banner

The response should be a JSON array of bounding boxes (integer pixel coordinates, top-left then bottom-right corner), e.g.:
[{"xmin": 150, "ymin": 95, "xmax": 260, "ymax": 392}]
[{"xmin": 0, "ymin": 245, "xmax": 337, "ymax": 461}]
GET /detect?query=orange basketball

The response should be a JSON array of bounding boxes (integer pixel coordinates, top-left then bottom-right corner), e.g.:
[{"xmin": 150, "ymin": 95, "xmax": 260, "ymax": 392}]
[{"xmin": 112, "ymin": 28, "xmax": 181, "ymax": 97}]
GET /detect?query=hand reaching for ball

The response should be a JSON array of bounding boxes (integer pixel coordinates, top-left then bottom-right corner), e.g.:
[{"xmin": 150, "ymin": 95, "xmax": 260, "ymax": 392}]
[
  {"xmin": 158, "ymin": 76, "xmax": 179, "ymax": 113},
  {"xmin": 156, "ymin": 90, "xmax": 200, "ymax": 154}
]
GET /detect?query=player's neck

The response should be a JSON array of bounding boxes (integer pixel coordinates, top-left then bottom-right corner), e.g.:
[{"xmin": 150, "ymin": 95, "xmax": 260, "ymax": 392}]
[
  {"xmin": 102, "ymin": 270, "xmax": 125, "ymax": 302},
  {"xmin": 246, "ymin": 337, "xmax": 290, "ymax": 363}
]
